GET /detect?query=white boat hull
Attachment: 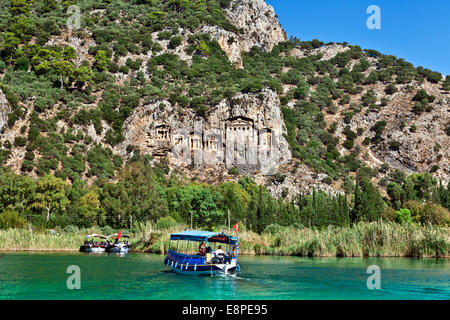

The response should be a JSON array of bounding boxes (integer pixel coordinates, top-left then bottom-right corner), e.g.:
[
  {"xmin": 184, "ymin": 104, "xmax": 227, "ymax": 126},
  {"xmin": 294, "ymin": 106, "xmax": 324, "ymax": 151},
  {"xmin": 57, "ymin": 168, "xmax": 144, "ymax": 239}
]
[
  {"xmin": 85, "ymin": 247, "xmax": 105, "ymax": 253},
  {"xmin": 107, "ymin": 246, "xmax": 129, "ymax": 253},
  {"xmin": 168, "ymin": 259, "xmax": 239, "ymax": 275}
]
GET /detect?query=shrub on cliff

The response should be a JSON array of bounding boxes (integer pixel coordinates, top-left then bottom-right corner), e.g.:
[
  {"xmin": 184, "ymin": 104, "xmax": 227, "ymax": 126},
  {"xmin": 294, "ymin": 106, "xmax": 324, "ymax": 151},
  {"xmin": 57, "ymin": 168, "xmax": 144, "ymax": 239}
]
[
  {"xmin": 370, "ymin": 120, "xmax": 387, "ymax": 144},
  {"xmin": 385, "ymin": 83, "xmax": 397, "ymax": 95},
  {"xmin": 412, "ymin": 89, "xmax": 435, "ymax": 104},
  {"xmin": 168, "ymin": 36, "xmax": 182, "ymax": 49},
  {"xmin": 443, "ymin": 76, "xmax": 450, "ymax": 91}
]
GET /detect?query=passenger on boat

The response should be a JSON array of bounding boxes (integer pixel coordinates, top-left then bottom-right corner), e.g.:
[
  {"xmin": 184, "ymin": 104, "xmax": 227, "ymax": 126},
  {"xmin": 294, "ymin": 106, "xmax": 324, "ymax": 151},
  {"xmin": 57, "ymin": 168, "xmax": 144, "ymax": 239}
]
[
  {"xmin": 205, "ymin": 245, "xmax": 213, "ymax": 263},
  {"xmin": 215, "ymin": 246, "xmax": 225, "ymax": 263},
  {"xmin": 198, "ymin": 242, "xmax": 205, "ymax": 256}
]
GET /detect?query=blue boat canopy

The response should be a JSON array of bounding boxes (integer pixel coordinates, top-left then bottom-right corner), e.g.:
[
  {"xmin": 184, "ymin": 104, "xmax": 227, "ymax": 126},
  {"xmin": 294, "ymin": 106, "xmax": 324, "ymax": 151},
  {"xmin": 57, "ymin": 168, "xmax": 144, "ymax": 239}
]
[{"xmin": 170, "ymin": 230, "xmax": 238, "ymax": 244}]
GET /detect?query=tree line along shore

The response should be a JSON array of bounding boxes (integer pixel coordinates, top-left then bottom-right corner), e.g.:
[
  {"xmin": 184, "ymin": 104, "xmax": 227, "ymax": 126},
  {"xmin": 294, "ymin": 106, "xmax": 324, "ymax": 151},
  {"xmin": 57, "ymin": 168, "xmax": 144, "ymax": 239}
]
[
  {"xmin": 0, "ymin": 160, "xmax": 449, "ymax": 258},
  {"xmin": 1, "ymin": 1, "xmax": 450, "ymax": 258}
]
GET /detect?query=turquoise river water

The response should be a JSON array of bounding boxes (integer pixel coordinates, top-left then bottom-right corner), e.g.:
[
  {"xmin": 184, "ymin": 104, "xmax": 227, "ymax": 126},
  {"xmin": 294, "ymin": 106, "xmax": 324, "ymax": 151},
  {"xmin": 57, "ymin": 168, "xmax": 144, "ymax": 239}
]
[{"xmin": 0, "ymin": 253, "xmax": 448, "ymax": 300}]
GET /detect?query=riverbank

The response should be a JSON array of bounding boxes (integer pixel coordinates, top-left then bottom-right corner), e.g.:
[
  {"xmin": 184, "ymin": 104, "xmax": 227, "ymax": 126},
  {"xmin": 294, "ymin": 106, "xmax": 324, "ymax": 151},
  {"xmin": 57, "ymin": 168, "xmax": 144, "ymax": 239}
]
[{"xmin": 0, "ymin": 221, "xmax": 448, "ymax": 257}]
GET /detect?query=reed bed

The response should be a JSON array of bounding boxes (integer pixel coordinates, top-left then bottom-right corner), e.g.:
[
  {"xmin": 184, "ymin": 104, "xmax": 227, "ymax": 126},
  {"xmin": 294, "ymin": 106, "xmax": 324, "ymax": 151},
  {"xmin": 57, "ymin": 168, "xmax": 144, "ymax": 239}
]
[
  {"xmin": 0, "ymin": 226, "xmax": 111, "ymax": 251},
  {"xmin": 1, "ymin": 222, "xmax": 448, "ymax": 257},
  {"xmin": 0, "ymin": 228, "xmax": 84, "ymax": 251},
  {"xmin": 237, "ymin": 222, "xmax": 449, "ymax": 258},
  {"xmin": 131, "ymin": 221, "xmax": 450, "ymax": 258}
]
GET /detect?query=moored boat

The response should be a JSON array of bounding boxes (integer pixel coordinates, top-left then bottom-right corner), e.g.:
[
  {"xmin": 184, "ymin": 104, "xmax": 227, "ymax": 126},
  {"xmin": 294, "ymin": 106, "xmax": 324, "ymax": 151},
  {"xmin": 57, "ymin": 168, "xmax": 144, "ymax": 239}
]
[
  {"xmin": 105, "ymin": 231, "xmax": 130, "ymax": 254},
  {"xmin": 164, "ymin": 229, "xmax": 240, "ymax": 275},
  {"xmin": 79, "ymin": 234, "xmax": 107, "ymax": 253}
]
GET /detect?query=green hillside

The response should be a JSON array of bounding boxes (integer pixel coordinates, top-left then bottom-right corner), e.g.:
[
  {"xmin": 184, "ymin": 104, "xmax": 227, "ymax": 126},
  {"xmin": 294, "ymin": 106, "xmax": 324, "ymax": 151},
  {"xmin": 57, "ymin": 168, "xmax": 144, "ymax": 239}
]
[{"xmin": 0, "ymin": 0, "xmax": 449, "ymax": 235}]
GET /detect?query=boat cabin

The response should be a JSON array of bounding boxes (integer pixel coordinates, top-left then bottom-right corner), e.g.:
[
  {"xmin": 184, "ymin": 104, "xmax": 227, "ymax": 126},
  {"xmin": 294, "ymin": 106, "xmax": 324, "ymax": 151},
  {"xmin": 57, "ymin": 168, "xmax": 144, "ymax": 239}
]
[{"xmin": 164, "ymin": 230, "xmax": 239, "ymax": 275}]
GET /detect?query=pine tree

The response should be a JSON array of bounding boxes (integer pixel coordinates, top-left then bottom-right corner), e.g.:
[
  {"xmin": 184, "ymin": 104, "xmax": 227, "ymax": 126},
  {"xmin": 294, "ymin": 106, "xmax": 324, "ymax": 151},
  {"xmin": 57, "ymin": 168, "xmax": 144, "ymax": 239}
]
[
  {"xmin": 352, "ymin": 178, "xmax": 385, "ymax": 222},
  {"xmin": 351, "ymin": 183, "xmax": 360, "ymax": 223}
]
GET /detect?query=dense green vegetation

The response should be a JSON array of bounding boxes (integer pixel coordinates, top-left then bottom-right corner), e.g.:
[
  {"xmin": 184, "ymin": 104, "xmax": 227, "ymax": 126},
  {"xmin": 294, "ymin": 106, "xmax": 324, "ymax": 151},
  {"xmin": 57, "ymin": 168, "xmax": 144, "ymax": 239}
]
[
  {"xmin": 0, "ymin": 160, "xmax": 448, "ymax": 233},
  {"xmin": 1, "ymin": 1, "xmax": 447, "ymax": 180},
  {"xmin": 0, "ymin": 1, "xmax": 449, "ymax": 255}
]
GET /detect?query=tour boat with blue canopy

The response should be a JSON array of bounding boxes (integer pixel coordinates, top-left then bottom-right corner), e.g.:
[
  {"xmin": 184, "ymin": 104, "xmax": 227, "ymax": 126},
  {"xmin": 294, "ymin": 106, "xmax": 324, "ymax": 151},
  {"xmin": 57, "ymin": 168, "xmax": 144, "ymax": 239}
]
[{"xmin": 164, "ymin": 228, "xmax": 240, "ymax": 275}]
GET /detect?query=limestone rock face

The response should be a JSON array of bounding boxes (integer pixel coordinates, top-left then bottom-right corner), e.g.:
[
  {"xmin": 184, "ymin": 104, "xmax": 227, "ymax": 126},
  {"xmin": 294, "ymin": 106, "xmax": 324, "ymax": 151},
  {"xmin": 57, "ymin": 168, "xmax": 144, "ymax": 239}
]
[
  {"xmin": 330, "ymin": 81, "xmax": 450, "ymax": 185},
  {"xmin": 225, "ymin": 0, "xmax": 287, "ymax": 52},
  {"xmin": 118, "ymin": 89, "xmax": 291, "ymax": 175},
  {"xmin": 199, "ymin": 26, "xmax": 243, "ymax": 66},
  {"xmin": 371, "ymin": 96, "xmax": 450, "ymax": 184},
  {"xmin": 0, "ymin": 89, "xmax": 10, "ymax": 134},
  {"xmin": 204, "ymin": 0, "xmax": 287, "ymax": 66},
  {"xmin": 267, "ymin": 162, "xmax": 343, "ymax": 201}
]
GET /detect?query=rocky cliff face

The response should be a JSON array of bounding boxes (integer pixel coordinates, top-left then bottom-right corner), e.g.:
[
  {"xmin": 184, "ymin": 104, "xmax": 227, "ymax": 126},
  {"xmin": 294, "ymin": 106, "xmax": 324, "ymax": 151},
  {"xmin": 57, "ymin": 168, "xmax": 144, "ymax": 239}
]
[
  {"xmin": 204, "ymin": 0, "xmax": 287, "ymax": 67},
  {"xmin": 275, "ymin": 42, "xmax": 450, "ymax": 198},
  {"xmin": 117, "ymin": 89, "xmax": 291, "ymax": 175},
  {"xmin": 224, "ymin": 0, "xmax": 287, "ymax": 52},
  {"xmin": 0, "ymin": 0, "xmax": 448, "ymax": 200},
  {"xmin": 46, "ymin": 0, "xmax": 287, "ymax": 71},
  {"xmin": 0, "ymin": 89, "xmax": 10, "ymax": 134},
  {"xmin": 349, "ymin": 84, "xmax": 449, "ymax": 183}
]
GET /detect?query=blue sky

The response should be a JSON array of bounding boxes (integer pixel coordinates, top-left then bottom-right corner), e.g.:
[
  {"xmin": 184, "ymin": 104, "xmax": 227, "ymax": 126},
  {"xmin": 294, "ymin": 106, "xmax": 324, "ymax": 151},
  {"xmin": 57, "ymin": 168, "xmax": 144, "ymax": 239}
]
[{"xmin": 266, "ymin": 0, "xmax": 450, "ymax": 76}]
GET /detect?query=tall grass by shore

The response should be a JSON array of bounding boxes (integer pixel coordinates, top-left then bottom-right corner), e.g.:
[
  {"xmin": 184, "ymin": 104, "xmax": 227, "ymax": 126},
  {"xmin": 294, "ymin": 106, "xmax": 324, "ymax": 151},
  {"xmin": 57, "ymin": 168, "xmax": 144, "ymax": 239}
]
[
  {"xmin": 0, "ymin": 222, "xmax": 448, "ymax": 258},
  {"xmin": 0, "ymin": 228, "xmax": 85, "ymax": 251},
  {"xmin": 129, "ymin": 221, "xmax": 450, "ymax": 258}
]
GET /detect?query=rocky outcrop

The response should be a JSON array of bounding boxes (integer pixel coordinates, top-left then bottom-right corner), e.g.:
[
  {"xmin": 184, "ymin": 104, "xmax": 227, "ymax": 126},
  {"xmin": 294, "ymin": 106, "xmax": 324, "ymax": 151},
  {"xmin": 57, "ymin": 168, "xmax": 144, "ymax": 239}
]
[
  {"xmin": 117, "ymin": 89, "xmax": 291, "ymax": 175},
  {"xmin": 1, "ymin": 0, "xmax": 447, "ymax": 198},
  {"xmin": 225, "ymin": 0, "xmax": 287, "ymax": 52},
  {"xmin": 371, "ymin": 95, "xmax": 450, "ymax": 184},
  {"xmin": 199, "ymin": 26, "xmax": 243, "ymax": 66},
  {"xmin": 329, "ymin": 80, "xmax": 450, "ymax": 185},
  {"xmin": 291, "ymin": 44, "xmax": 350, "ymax": 61},
  {"xmin": 0, "ymin": 89, "xmax": 10, "ymax": 134},
  {"xmin": 266, "ymin": 162, "xmax": 343, "ymax": 201},
  {"xmin": 205, "ymin": 0, "xmax": 287, "ymax": 66},
  {"xmin": 46, "ymin": 32, "xmax": 96, "ymax": 67}
]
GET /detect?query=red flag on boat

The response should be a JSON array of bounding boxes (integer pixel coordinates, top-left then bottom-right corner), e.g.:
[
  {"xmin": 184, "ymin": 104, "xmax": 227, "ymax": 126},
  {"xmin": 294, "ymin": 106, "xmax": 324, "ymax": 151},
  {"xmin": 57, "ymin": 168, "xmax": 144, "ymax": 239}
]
[
  {"xmin": 117, "ymin": 230, "xmax": 122, "ymax": 239},
  {"xmin": 233, "ymin": 223, "xmax": 239, "ymax": 233}
]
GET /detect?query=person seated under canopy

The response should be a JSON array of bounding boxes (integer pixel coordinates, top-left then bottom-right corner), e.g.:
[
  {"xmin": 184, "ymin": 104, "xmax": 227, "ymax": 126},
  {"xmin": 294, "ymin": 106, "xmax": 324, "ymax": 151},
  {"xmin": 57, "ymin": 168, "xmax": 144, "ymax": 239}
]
[
  {"xmin": 198, "ymin": 241, "xmax": 206, "ymax": 256},
  {"xmin": 215, "ymin": 245, "xmax": 225, "ymax": 262}
]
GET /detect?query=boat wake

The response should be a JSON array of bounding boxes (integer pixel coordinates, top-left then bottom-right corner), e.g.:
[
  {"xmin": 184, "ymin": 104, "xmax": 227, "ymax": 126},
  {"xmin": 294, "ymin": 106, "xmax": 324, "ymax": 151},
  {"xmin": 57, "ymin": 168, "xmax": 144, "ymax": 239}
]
[{"xmin": 215, "ymin": 272, "xmax": 249, "ymax": 281}]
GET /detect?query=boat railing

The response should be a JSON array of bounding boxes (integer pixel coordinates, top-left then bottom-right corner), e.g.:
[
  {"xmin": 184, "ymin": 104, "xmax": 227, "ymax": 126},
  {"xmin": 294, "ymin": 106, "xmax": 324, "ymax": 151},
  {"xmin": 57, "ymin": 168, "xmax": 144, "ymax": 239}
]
[{"xmin": 167, "ymin": 249, "xmax": 205, "ymax": 265}]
